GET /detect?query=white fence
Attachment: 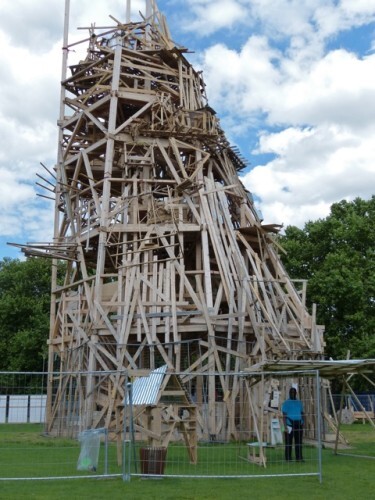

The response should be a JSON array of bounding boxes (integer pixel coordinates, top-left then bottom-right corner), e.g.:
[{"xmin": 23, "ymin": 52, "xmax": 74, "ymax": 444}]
[{"xmin": 1, "ymin": 395, "xmax": 46, "ymax": 424}]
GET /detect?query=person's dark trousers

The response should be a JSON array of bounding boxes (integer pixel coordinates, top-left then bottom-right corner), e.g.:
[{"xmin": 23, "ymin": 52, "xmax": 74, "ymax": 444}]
[
  {"xmin": 293, "ymin": 420, "xmax": 303, "ymax": 460},
  {"xmin": 285, "ymin": 420, "xmax": 303, "ymax": 461},
  {"xmin": 284, "ymin": 429, "xmax": 293, "ymax": 460}
]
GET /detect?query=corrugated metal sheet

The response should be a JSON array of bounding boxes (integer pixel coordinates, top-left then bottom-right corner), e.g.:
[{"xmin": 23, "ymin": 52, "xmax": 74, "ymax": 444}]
[{"xmin": 127, "ymin": 365, "xmax": 168, "ymax": 406}]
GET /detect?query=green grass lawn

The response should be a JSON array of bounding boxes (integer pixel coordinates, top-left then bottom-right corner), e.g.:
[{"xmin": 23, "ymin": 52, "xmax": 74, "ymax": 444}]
[
  {"xmin": 0, "ymin": 424, "xmax": 120, "ymax": 478},
  {"xmin": 0, "ymin": 423, "xmax": 374, "ymax": 499}
]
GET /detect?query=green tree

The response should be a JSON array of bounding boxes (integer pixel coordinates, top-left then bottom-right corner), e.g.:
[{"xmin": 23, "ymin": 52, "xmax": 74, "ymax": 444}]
[
  {"xmin": 0, "ymin": 257, "xmax": 54, "ymax": 371},
  {"xmin": 280, "ymin": 197, "xmax": 375, "ymax": 361}
]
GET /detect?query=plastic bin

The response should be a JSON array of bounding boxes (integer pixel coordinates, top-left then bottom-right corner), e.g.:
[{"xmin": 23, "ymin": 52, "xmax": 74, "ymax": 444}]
[{"xmin": 140, "ymin": 446, "xmax": 167, "ymax": 475}]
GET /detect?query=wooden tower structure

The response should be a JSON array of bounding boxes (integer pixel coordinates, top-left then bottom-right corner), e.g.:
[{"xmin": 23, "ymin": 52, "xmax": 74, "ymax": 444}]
[{"xmin": 21, "ymin": 1, "xmax": 324, "ymax": 438}]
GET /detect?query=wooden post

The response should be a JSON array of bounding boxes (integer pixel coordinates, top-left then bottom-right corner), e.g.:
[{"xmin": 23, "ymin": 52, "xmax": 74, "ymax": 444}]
[{"xmin": 46, "ymin": 0, "xmax": 71, "ymax": 428}]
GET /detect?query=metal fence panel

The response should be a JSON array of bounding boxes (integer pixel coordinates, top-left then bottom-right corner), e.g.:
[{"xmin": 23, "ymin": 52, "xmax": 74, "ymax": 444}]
[
  {"xmin": 0, "ymin": 371, "xmax": 126, "ymax": 480},
  {"xmin": 124, "ymin": 370, "xmax": 322, "ymax": 481},
  {"xmin": 0, "ymin": 370, "xmax": 323, "ymax": 481}
]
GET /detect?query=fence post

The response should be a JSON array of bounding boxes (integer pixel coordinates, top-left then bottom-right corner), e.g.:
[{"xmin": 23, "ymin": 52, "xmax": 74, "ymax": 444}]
[{"xmin": 316, "ymin": 370, "xmax": 323, "ymax": 483}]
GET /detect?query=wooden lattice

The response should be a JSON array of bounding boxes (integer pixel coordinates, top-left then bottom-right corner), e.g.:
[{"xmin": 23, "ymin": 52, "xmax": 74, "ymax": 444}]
[{"xmin": 21, "ymin": 1, "xmax": 325, "ymax": 439}]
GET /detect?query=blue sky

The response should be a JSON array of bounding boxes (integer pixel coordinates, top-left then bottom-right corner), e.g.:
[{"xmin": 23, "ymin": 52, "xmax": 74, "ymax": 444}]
[{"xmin": 0, "ymin": 0, "xmax": 374, "ymax": 260}]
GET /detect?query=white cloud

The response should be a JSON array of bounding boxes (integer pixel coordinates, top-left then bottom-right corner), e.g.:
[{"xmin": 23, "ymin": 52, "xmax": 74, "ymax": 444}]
[
  {"xmin": 200, "ymin": 39, "xmax": 375, "ymax": 130},
  {"xmin": 273, "ymin": 50, "xmax": 375, "ymax": 129},
  {"xmin": 340, "ymin": 0, "xmax": 375, "ymax": 16},
  {"xmin": 0, "ymin": 0, "xmax": 62, "ymax": 54},
  {"xmin": 199, "ymin": 36, "xmax": 281, "ymax": 115},
  {"xmin": 183, "ymin": 0, "xmax": 247, "ymax": 34},
  {"xmin": 241, "ymin": 123, "xmax": 375, "ymax": 227},
  {"xmin": 184, "ymin": 0, "xmax": 375, "ymax": 40},
  {"xmin": 0, "ymin": 0, "xmax": 375, "ymax": 257},
  {"xmin": 188, "ymin": 0, "xmax": 375, "ymax": 228},
  {"xmin": 0, "ymin": 0, "xmax": 146, "ymax": 251},
  {"xmin": 0, "ymin": 170, "xmax": 35, "ymax": 209}
]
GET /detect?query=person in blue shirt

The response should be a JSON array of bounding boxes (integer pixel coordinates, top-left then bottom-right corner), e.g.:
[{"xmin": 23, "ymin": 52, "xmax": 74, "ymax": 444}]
[{"xmin": 282, "ymin": 387, "xmax": 305, "ymax": 461}]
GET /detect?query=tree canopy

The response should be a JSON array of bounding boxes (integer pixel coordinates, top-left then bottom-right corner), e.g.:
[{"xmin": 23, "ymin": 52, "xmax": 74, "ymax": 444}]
[
  {"xmin": 280, "ymin": 196, "xmax": 375, "ymax": 361},
  {"xmin": 0, "ymin": 257, "xmax": 55, "ymax": 371}
]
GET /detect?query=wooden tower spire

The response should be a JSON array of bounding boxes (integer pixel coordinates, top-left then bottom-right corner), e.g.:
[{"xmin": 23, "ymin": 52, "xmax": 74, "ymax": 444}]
[{"xmin": 23, "ymin": 1, "xmax": 324, "ymax": 437}]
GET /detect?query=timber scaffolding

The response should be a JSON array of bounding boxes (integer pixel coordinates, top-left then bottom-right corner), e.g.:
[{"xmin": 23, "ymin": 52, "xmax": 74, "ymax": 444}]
[{"xmin": 19, "ymin": 1, "xmax": 325, "ymax": 441}]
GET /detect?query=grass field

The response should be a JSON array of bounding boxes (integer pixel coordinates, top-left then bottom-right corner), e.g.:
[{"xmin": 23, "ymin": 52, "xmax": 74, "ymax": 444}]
[{"xmin": 0, "ymin": 423, "xmax": 374, "ymax": 499}]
